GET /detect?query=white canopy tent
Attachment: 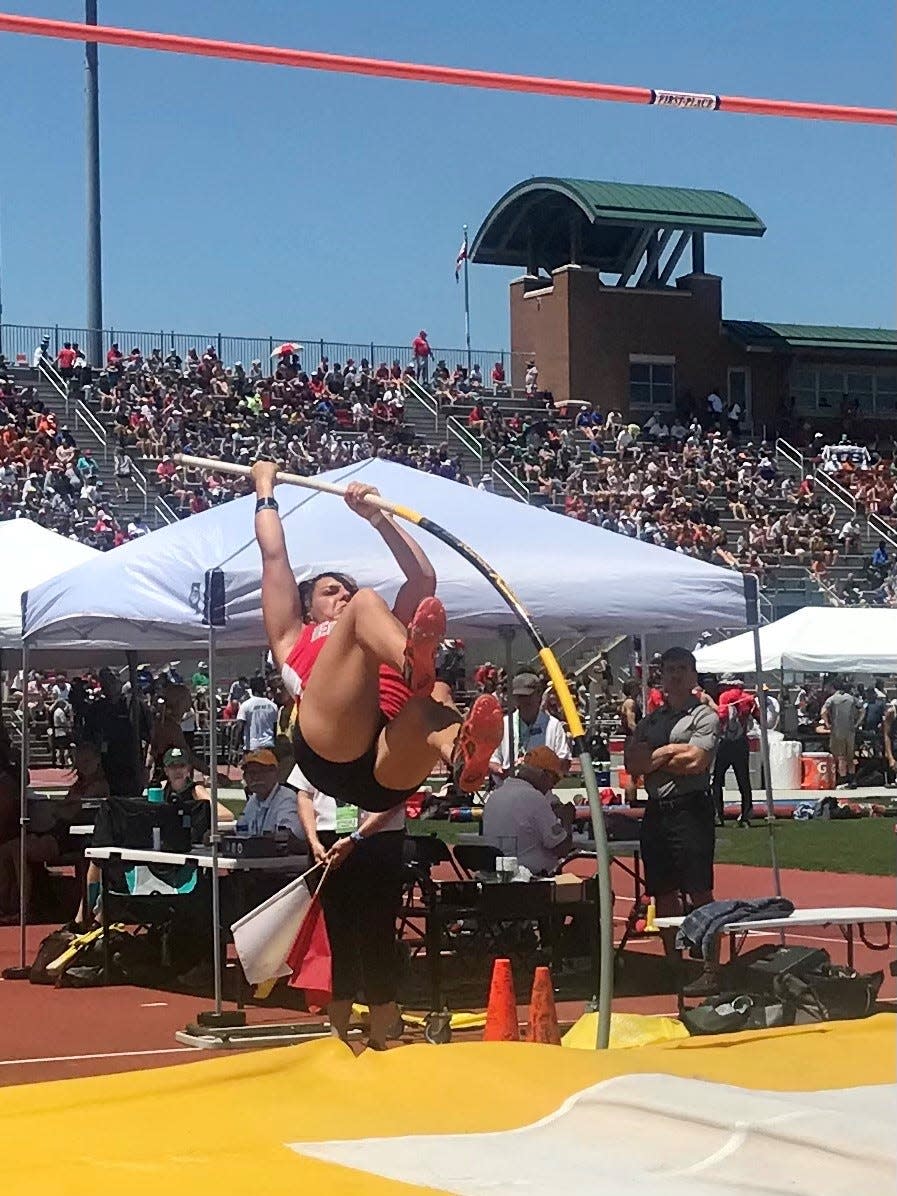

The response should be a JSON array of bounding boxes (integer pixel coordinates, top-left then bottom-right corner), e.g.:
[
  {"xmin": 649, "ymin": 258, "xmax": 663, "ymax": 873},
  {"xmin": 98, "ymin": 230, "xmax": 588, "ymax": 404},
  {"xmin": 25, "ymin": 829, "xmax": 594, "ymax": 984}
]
[
  {"xmin": 23, "ymin": 459, "xmax": 755, "ymax": 647},
  {"xmin": 0, "ymin": 520, "xmax": 99, "ymax": 648},
  {"xmin": 694, "ymin": 608, "xmax": 897, "ymax": 675},
  {"xmin": 14, "ymin": 461, "xmax": 766, "ymax": 1036}
]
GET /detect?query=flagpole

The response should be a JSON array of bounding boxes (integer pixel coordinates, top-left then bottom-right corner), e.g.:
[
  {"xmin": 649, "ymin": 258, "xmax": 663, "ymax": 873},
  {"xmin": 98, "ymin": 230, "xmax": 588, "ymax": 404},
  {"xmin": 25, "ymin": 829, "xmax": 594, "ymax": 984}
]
[{"xmin": 462, "ymin": 224, "xmax": 471, "ymax": 370}]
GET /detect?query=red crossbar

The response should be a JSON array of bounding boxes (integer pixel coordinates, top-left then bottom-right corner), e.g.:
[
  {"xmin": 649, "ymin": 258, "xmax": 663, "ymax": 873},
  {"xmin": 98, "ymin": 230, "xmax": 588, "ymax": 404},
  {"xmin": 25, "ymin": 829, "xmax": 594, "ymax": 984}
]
[{"xmin": 0, "ymin": 12, "xmax": 894, "ymax": 126}]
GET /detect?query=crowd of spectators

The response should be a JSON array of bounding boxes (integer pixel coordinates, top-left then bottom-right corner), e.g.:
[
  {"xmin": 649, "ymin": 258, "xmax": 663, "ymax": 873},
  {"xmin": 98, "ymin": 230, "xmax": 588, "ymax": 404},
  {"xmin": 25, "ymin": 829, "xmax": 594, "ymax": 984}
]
[
  {"xmin": 454, "ymin": 393, "xmax": 897, "ymax": 606},
  {"xmin": 5, "ymin": 335, "xmax": 897, "ymax": 612},
  {"xmin": 0, "ymin": 362, "xmax": 147, "ymax": 549},
  {"xmin": 76, "ymin": 340, "xmax": 482, "ymax": 516}
]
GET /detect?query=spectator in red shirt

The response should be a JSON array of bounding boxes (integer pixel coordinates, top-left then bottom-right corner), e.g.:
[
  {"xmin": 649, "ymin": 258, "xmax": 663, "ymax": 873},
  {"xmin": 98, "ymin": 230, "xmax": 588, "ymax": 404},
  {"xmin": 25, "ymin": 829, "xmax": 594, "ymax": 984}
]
[
  {"xmin": 491, "ymin": 361, "xmax": 506, "ymax": 394},
  {"xmin": 156, "ymin": 455, "xmax": 176, "ymax": 481},
  {"xmin": 411, "ymin": 330, "xmax": 432, "ymax": 384},
  {"xmin": 710, "ymin": 677, "xmax": 759, "ymax": 826},
  {"xmin": 56, "ymin": 343, "xmax": 76, "ymax": 381},
  {"xmin": 468, "ymin": 400, "xmax": 487, "ymax": 435},
  {"xmin": 474, "ymin": 662, "xmax": 498, "ymax": 693}
]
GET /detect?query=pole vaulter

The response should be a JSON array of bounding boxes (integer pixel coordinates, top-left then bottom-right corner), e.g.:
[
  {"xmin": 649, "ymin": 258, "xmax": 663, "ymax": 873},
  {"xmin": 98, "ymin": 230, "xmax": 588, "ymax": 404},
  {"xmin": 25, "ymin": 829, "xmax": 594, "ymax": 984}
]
[{"xmin": 174, "ymin": 454, "xmax": 617, "ymax": 1050}]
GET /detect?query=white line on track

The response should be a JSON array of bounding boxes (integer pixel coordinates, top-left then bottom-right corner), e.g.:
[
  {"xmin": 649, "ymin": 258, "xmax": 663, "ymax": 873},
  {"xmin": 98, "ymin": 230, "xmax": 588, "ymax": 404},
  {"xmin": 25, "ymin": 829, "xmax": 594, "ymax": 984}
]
[{"xmin": 0, "ymin": 1047, "xmax": 198, "ymax": 1067}]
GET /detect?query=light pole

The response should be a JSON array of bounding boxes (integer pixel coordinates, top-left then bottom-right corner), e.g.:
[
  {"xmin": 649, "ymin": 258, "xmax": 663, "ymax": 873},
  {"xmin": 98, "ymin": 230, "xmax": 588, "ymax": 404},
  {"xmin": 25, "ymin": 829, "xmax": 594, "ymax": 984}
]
[{"xmin": 85, "ymin": 0, "xmax": 103, "ymax": 366}]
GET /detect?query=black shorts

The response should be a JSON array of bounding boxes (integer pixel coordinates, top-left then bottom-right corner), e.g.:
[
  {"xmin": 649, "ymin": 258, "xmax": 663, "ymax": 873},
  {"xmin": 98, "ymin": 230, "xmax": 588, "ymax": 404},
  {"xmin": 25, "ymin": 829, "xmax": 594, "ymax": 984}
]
[
  {"xmin": 639, "ymin": 791, "xmax": 715, "ymax": 898},
  {"xmin": 293, "ymin": 714, "xmax": 420, "ymax": 812}
]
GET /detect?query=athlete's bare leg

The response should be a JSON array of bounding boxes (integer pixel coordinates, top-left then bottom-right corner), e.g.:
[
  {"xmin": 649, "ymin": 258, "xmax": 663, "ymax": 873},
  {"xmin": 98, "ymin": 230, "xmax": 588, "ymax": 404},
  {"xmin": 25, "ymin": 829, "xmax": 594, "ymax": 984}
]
[
  {"xmin": 298, "ymin": 587, "xmax": 432, "ymax": 764},
  {"xmin": 371, "ymin": 682, "xmax": 461, "ymax": 792},
  {"xmin": 373, "ymin": 684, "xmax": 503, "ymax": 795}
]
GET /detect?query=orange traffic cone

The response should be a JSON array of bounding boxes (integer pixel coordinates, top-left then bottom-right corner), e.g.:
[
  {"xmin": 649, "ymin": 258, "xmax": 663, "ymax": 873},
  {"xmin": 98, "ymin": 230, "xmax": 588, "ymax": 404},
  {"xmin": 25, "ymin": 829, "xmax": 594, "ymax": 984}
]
[
  {"xmin": 527, "ymin": 965, "xmax": 561, "ymax": 1045},
  {"xmin": 483, "ymin": 958, "xmax": 520, "ymax": 1041}
]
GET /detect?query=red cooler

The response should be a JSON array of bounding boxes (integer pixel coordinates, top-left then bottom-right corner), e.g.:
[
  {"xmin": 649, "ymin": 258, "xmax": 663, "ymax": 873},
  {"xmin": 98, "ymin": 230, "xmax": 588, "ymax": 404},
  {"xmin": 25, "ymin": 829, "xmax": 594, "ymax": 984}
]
[{"xmin": 801, "ymin": 753, "xmax": 835, "ymax": 790}]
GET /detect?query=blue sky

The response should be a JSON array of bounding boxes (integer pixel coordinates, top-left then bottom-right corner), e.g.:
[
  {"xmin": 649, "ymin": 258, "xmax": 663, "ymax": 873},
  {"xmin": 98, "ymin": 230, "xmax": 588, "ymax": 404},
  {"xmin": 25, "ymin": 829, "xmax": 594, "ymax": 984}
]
[{"xmin": 0, "ymin": 0, "xmax": 894, "ymax": 352}]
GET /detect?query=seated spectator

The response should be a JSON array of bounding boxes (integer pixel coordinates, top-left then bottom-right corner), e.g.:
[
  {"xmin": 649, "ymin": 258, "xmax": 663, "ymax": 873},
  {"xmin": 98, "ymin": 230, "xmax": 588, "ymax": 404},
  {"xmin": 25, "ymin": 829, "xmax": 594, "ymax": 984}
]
[
  {"xmin": 490, "ymin": 361, "xmax": 506, "ymax": 393},
  {"xmin": 240, "ymin": 748, "xmax": 303, "ymax": 837},
  {"xmin": 481, "ymin": 746, "xmax": 573, "ymax": 875},
  {"xmin": 574, "ymin": 403, "xmax": 602, "ymax": 441},
  {"xmin": 0, "ymin": 742, "xmax": 108, "ymax": 920},
  {"xmin": 160, "ymin": 746, "xmax": 233, "ymax": 824},
  {"xmin": 871, "ymin": 540, "xmax": 890, "ymax": 580},
  {"xmin": 468, "ymin": 399, "xmax": 488, "ymax": 435}
]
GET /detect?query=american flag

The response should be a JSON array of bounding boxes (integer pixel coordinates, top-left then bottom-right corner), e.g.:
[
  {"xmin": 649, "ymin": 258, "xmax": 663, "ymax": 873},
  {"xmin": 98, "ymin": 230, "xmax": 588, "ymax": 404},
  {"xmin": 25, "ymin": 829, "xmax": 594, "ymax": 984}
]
[{"xmin": 455, "ymin": 232, "xmax": 468, "ymax": 282}]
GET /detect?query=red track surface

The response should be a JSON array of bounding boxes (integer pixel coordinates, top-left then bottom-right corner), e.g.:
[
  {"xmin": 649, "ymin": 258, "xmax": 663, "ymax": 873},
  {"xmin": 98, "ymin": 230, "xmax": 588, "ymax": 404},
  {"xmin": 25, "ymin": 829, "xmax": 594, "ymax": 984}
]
[{"xmin": 1, "ymin": 863, "xmax": 893, "ymax": 1087}]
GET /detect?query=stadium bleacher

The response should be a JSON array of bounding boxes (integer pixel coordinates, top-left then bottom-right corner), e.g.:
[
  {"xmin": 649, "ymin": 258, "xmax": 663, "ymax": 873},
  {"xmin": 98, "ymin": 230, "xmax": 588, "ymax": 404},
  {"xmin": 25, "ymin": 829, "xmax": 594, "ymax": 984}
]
[{"xmin": 2, "ymin": 333, "xmax": 894, "ymax": 612}]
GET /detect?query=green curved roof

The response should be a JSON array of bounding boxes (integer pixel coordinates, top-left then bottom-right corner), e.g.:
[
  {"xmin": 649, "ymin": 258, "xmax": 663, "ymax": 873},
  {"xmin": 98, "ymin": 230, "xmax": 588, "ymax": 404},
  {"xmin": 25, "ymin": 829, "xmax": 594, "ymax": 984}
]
[
  {"xmin": 470, "ymin": 176, "xmax": 765, "ymax": 273},
  {"xmin": 724, "ymin": 321, "xmax": 897, "ymax": 354}
]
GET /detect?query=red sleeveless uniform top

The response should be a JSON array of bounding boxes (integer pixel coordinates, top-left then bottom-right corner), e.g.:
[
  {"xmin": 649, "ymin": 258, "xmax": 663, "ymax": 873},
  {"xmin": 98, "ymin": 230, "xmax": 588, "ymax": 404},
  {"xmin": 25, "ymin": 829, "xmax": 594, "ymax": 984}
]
[{"xmin": 282, "ymin": 621, "xmax": 412, "ymax": 720}]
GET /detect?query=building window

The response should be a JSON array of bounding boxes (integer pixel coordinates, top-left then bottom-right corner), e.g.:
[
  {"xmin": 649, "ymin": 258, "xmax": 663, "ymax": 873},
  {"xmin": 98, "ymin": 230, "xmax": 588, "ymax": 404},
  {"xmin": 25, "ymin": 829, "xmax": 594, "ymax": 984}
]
[
  {"xmin": 792, "ymin": 367, "xmax": 817, "ymax": 413},
  {"xmin": 876, "ymin": 371, "xmax": 897, "ymax": 416},
  {"xmin": 630, "ymin": 358, "xmax": 675, "ymax": 409},
  {"xmin": 788, "ymin": 365, "xmax": 897, "ymax": 417}
]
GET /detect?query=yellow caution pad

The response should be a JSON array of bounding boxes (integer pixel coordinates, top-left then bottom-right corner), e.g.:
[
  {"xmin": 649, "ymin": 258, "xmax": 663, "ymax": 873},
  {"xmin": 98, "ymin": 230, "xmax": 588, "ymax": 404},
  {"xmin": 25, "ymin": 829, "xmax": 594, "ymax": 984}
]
[
  {"xmin": 562, "ymin": 1009, "xmax": 689, "ymax": 1050},
  {"xmin": 0, "ymin": 1016, "xmax": 893, "ymax": 1195}
]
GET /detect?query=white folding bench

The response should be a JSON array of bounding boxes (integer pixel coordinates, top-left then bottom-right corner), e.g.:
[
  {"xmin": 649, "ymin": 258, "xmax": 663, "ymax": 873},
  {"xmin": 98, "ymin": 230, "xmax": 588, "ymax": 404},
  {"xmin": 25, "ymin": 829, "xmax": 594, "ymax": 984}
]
[{"xmin": 655, "ymin": 906, "xmax": 897, "ymax": 969}]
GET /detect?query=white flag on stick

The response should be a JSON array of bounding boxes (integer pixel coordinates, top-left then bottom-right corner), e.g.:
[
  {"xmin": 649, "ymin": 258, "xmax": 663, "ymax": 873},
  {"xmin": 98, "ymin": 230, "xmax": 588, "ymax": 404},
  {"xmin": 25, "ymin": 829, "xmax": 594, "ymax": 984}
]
[{"xmin": 231, "ymin": 873, "xmax": 315, "ymax": 986}]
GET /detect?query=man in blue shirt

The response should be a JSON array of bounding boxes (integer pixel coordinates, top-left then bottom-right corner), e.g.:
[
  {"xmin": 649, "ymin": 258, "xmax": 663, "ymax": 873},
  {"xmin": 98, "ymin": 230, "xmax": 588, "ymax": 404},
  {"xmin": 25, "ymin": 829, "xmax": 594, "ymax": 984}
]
[{"xmin": 241, "ymin": 748, "xmax": 303, "ymax": 838}]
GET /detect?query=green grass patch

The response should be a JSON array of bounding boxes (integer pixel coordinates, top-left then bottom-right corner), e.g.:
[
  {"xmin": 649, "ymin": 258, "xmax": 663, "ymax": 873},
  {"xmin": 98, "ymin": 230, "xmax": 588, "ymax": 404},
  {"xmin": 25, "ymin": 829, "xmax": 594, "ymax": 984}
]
[
  {"xmin": 715, "ymin": 817, "xmax": 896, "ymax": 876},
  {"xmin": 414, "ymin": 817, "xmax": 897, "ymax": 876}
]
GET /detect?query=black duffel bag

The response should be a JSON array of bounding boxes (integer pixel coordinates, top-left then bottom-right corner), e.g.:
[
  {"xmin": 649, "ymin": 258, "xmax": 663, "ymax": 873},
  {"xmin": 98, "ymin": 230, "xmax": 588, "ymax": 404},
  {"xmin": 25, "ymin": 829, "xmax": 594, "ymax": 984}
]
[{"xmin": 774, "ymin": 966, "xmax": 884, "ymax": 1022}]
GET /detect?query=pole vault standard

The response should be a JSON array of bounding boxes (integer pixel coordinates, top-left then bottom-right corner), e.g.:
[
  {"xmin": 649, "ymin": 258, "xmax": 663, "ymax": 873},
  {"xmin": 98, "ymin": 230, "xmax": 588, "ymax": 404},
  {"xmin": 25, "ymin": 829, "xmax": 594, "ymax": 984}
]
[
  {"xmin": 0, "ymin": 13, "xmax": 894, "ymax": 126},
  {"xmin": 174, "ymin": 453, "xmax": 617, "ymax": 1050}
]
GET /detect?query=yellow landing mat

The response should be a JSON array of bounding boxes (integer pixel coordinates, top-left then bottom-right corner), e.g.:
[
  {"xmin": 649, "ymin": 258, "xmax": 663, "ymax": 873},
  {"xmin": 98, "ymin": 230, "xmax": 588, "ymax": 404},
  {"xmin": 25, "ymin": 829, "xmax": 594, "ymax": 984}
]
[{"xmin": 0, "ymin": 1016, "xmax": 893, "ymax": 1195}]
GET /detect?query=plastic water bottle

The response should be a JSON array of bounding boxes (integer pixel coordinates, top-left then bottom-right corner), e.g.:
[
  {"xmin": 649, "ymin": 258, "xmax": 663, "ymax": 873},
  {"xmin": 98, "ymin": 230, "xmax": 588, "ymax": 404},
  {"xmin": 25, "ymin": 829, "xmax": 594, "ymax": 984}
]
[{"xmin": 152, "ymin": 826, "xmax": 162, "ymax": 852}]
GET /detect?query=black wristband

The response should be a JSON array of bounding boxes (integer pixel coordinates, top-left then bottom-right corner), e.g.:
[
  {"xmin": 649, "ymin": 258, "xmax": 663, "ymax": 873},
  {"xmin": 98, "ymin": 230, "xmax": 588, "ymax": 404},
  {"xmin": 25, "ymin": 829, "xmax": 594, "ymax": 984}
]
[{"xmin": 255, "ymin": 497, "xmax": 279, "ymax": 513}]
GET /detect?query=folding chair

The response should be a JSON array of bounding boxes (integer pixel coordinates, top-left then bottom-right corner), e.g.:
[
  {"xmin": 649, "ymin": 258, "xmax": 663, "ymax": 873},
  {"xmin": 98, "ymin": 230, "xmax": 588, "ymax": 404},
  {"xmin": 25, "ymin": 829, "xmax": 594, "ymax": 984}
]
[
  {"xmin": 453, "ymin": 842, "xmax": 500, "ymax": 878},
  {"xmin": 398, "ymin": 835, "xmax": 464, "ymax": 949}
]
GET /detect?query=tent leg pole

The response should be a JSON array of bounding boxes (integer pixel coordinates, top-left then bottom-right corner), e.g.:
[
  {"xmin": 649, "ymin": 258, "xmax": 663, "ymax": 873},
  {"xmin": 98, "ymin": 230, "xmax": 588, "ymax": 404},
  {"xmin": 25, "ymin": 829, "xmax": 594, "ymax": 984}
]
[
  {"xmin": 3, "ymin": 643, "xmax": 30, "ymax": 979},
  {"xmin": 752, "ymin": 626, "xmax": 782, "ymax": 898},
  {"xmin": 125, "ymin": 651, "xmax": 142, "ymax": 788},
  {"xmin": 196, "ymin": 627, "xmax": 243, "ymax": 1028},
  {"xmin": 499, "ymin": 627, "xmax": 515, "ymax": 767},
  {"xmin": 639, "ymin": 633, "xmax": 649, "ymax": 719}
]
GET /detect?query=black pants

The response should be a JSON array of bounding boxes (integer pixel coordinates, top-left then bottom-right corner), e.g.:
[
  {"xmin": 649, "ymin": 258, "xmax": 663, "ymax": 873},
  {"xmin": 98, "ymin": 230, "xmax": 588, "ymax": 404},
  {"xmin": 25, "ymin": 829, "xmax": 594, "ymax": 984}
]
[
  {"xmin": 639, "ymin": 792, "xmax": 715, "ymax": 898},
  {"xmin": 712, "ymin": 738, "xmax": 752, "ymax": 821},
  {"xmin": 317, "ymin": 830, "xmax": 404, "ymax": 1006}
]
